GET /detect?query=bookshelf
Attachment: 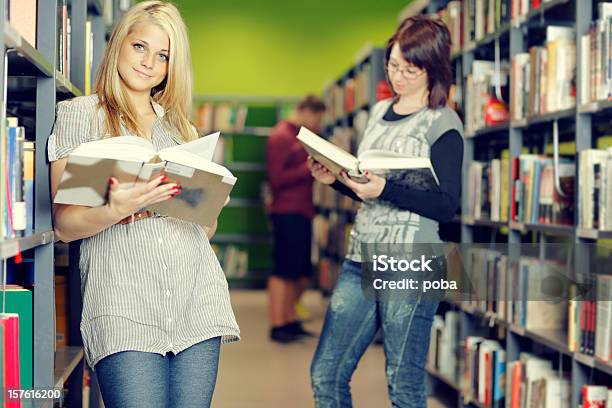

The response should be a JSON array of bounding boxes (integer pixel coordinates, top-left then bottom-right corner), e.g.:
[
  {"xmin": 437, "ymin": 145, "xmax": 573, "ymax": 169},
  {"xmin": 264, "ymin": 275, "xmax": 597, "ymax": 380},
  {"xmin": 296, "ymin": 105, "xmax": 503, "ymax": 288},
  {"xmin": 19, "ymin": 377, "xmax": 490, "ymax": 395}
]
[
  {"xmin": 402, "ymin": 0, "xmax": 612, "ymax": 407},
  {"xmin": 195, "ymin": 95, "xmax": 297, "ymax": 289},
  {"xmin": 0, "ymin": 1, "xmax": 129, "ymax": 407}
]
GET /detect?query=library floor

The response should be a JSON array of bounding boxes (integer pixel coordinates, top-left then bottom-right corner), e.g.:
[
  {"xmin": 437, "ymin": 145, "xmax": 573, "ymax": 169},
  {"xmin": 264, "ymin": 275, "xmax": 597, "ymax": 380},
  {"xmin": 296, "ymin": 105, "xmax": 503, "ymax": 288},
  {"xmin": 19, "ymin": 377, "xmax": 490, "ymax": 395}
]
[{"xmin": 212, "ymin": 290, "xmax": 448, "ymax": 408}]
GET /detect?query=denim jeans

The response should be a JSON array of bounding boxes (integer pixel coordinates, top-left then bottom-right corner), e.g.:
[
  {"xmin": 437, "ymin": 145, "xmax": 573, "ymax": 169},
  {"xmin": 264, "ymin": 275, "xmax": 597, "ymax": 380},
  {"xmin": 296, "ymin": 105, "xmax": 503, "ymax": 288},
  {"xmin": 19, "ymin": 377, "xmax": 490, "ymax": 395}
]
[
  {"xmin": 95, "ymin": 337, "xmax": 221, "ymax": 408},
  {"xmin": 311, "ymin": 260, "xmax": 440, "ymax": 408}
]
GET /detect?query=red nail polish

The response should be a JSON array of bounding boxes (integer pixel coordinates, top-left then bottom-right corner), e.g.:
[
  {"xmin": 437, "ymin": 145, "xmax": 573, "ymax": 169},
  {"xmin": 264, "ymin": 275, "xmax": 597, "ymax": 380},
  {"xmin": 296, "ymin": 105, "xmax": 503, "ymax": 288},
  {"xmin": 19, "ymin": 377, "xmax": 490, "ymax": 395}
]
[{"xmin": 161, "ymin": 175, "xmax": 168, "ymax": 182}]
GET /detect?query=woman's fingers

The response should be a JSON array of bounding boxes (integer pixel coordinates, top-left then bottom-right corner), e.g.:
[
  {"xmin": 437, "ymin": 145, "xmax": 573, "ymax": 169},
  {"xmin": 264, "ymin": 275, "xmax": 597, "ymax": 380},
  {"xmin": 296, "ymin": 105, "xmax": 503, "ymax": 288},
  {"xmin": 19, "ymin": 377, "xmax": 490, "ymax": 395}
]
[
  {"xmin": 340, "ymin": 172, "xmax": 364, "ymax": 193},
  {"xmin": 141, "ymin": 182, "xmax": 180, "ymax": 205},
  {"xmin": 108, "ymin": 177, "xmax": 119, "ymax": 192}
]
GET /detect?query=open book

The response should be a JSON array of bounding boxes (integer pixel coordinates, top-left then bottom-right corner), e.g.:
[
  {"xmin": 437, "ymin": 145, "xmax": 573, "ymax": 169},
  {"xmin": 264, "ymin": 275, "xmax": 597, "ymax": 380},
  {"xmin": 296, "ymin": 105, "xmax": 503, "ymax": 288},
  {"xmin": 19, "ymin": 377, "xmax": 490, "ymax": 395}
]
[
  {"xmin": 53, "ymin": 132, "xmax": 236, "ymax": 227},
  {"xmin": 297, "ymin": 126, "xmax": 439, "ymax": 191}
]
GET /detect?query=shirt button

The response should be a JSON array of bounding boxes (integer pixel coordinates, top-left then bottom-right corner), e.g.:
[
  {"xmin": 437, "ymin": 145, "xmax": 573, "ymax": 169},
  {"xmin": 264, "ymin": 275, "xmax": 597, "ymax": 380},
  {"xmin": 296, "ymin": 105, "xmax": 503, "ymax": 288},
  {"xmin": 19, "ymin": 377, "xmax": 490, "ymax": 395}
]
[
  {"xmin": 162, "ymin": 264, "xmax": 168, "ymax": 271},
  {"xmin": 169, "ymin": 343, "xmax": 173, "ymax": 348},
  {"xmin": 168, "ymin": 318, "xmax": 172, "ymax": 323},
  {"xmin": 158, "ymin": 237, "xmax": 163, "ymax": 244},
  {"xmin": 166, "ymin": 290, "xmax": 171, "ymax": 297}
]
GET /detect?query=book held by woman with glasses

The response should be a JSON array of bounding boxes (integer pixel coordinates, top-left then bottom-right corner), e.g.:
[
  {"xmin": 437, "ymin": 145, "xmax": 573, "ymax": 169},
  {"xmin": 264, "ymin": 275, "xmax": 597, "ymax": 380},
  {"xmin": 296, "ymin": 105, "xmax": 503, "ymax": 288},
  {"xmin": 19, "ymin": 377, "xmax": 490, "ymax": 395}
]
[
  {"xmin": 297, "ymin": 126, "xmax": 439, "ymax": 191},
  {"xmin": 53, "ymin": 132, "xmax": 235, "ymax": 227}
]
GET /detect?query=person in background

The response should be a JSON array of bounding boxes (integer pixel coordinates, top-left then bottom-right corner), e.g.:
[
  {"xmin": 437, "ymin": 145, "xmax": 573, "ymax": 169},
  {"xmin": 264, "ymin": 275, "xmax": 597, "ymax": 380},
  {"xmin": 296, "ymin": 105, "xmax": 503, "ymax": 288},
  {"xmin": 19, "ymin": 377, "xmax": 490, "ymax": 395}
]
[
  {"xmin": 309, "ymin": 15, "xmax": 463, "ymax": 407},
  {"xmin": 265, "ymin": 95, "xmax": 326, "ymax": 343},
  {"xmin": 48, "ymin": 2, "xmax": 239, "ymax": 407}
]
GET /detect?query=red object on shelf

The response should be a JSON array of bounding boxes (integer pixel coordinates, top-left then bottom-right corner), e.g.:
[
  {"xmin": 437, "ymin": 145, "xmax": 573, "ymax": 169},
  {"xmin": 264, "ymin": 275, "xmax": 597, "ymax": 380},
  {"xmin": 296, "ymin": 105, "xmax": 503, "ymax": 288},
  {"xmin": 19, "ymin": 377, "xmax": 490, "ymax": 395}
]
[
  {"xmin": 484, "ymin": 96, "xmax": 510, "ymax": 126},
  {"xmin": 376, "ymin": 80, "xmax": 393, "ymax": 101},
  {"xmin": 345, "ymin": 80, "xmax": 355, "ymax": 113},
  {"xmin": 2, "ymin": 314, "xmax": 21, "ymax": 408}
]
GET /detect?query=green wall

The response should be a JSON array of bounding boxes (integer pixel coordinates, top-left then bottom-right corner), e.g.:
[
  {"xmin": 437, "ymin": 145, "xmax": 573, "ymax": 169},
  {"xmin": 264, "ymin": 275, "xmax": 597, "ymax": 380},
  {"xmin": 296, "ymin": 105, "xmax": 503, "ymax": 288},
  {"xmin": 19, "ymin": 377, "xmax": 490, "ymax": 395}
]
[{"xmin": 165, "ymin": 0, "xmax": 410, "ymax": 97}]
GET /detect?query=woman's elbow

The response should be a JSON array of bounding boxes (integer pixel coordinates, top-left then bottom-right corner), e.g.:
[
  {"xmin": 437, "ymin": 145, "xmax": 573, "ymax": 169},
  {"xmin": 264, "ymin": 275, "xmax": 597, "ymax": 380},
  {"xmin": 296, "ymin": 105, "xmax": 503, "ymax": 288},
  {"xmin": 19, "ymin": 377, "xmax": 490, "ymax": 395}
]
[
  {"xmin": 437, "ymin": 199, "xmax": 460, "ymax": 223},
  {"xmin": 54, "ymin": 226, "xmax": 74, "ymax": 243}
]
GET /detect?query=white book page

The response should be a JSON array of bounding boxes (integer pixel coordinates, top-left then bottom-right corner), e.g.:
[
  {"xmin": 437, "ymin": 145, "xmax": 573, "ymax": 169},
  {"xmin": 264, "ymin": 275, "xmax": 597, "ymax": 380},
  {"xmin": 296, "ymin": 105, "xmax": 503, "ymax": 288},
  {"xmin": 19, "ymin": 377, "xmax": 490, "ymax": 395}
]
[
  {"xmin": 71, "ymin": 136, "xmax": 157, "ymax": 162},
  {"xmin": 160, "ymin": 131, "xmax": 220, "ymax": 161},
  {"xmin": 358, "ymin": 149, "xmax": 432, "ymax": 171}
]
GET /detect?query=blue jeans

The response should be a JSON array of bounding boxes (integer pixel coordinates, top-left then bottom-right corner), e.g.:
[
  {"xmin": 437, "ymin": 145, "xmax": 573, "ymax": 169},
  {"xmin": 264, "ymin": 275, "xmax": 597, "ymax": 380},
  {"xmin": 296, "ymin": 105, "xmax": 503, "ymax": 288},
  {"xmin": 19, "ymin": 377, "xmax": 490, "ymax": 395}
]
[
  {"xmin": 311, "ymin": 261, "xmax": 440, "ymax": 408},
  {"xmin": 95, "ymin": 337, "xmax": 221, "ymax": 408}
]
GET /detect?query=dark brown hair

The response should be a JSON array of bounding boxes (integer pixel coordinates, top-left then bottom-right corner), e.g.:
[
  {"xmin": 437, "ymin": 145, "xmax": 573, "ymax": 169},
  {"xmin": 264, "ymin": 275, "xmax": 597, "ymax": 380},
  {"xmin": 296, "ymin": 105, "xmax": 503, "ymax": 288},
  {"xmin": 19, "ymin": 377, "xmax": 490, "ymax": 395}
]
[
  {"xmin": 296, "ymin": 94, "xmax": 326, "ymax": 113},
  {"xmin": 385, "ymin": 15, "xmax": 452, "ymax": 109}
]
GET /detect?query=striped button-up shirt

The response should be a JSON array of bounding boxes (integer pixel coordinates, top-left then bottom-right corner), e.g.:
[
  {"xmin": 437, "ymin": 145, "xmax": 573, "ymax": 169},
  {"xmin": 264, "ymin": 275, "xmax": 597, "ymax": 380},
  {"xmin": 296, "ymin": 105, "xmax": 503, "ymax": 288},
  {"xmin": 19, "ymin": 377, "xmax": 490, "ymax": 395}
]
[{"xmin": 47, "ymin": 95, "xmax": 240, "ymax": 368}]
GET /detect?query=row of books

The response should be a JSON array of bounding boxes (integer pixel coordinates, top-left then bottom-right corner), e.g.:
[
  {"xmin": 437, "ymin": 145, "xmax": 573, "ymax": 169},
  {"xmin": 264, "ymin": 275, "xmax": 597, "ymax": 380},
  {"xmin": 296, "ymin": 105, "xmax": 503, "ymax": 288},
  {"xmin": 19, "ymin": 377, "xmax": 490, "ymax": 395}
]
[
  {"xmin": 580, "ymin": 3, "xmax": 612, "ymax": 105},
  {"xmin": 1, "ymin": 118, "xmax": 35, "ymax": 241},
  {"xmin": 210, "ymin": 244, "xmax": 249, "ymax": 279},
  {"xmin": 457, "ymin": 250, "xmax": 568, "ymax": 331},
  {"xmin": 579, "ymin": 148, "xmax": 612, "ymax": 230},
  {"xmin": 511, "ymin": 26, "xmax": 577, "ymax": 121},
  {"xmin": 464, "ymin": 60, "xmax": 510, "ymax": 134},
  {"xmin": 428, "ymin": 310, "xmax": 462, "ymax": 383},
  {"xmin": 445, "ymin": 6, "xmax": 609, "ymax": 126},
  {"xmin": 344, "ymin": 64, "xmax": 372, "ymax": 114},
  {"xmin": 312, "ymin": 214, "xmax": 352, "ymax": 263},
  {"xmin": 575, "ymin": 271, "xmax": 612, "ymax": 360},
  {"xmin": 57, "ymin": 0, "xmax": 71, "ymax": 80},
  {"xmin": 7, "ymin": 0, "xmax": 37, "ymax": 47},
  {"xmin": 511, "ymin": 0, "xmax": 562, "ymax": 21},
  {"xmin": 582, "ymin": 385, "xmax": 612, "ymax": 408},
  {"xmin": 510, "ymin": 154, "xmax": 575, "ymax": 225},
  {"xmin": 464, "ymin": 0, "xmax": 512, "ymax": 46},
  {"xmin": 466, "ymin": 347, "xmax": 612, "ymax": 408},
  {"xmin": 466, "ymin": 157, "xmax": 510, "ymax": 222},
  {"xmin": 195, "ymin": 103, "xmax": 249, "ymax": 135},
  {"xmin": 55, "ymin": 275, "xmax": 68, "ymax": 348},
  {"xmin": 322, "ymin": 67, "xmax": 392, "ymax": 126},
  {"xmin": 463, "ymin": 336, "xmax": 506, "ymax": 407},
  {"xmin": 465, "ymin": 153, "xmax": 577, "ymax": 226},
  {"xmin": 506, "ymin": 352, "xmax": 569, "ymax": 408},
  {"xmin": 430, "ymin": 307, "xmax": 612, "ymax": 407},
  {"xmin": 8, "ymin": 0, "xmax": 97, "ymax": 90},
  {"xmin": 456, "ymin": 248, "xmax": 612, "ymax": 364},
  {"xmin": 312, "ymin": 127, "xmax": 362, "ymax": 213},
  {"xmin": 0, "ymin": 287, "xmax": 34, "ymax": 393}
]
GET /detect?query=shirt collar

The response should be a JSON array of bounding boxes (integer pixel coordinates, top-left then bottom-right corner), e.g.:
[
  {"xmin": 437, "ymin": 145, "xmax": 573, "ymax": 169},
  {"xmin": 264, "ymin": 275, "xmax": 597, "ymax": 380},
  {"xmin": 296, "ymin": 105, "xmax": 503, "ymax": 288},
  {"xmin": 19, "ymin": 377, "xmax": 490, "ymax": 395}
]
[{"xmin": 152, "ymin": 100, "xmax": 165, "ymax": 118}]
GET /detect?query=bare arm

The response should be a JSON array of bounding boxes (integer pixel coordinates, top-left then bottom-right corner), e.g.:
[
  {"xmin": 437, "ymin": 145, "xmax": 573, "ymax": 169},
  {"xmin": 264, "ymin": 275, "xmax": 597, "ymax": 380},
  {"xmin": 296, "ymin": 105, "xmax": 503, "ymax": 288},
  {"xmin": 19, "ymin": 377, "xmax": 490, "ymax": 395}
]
[
  {"xmin": 51, "ymin": 158, "xmax": 178, "ymax": 243},
  {"xmin": 203, "ymin": 194, "xmax": 230, "ymax": 239}
]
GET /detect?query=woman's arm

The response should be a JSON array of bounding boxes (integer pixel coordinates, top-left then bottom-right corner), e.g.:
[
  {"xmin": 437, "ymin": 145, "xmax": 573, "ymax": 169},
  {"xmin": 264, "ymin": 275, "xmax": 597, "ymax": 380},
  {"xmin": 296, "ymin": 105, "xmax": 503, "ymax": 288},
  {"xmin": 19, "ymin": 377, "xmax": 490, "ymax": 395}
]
[
  {"xmin": 51, "ymin": 158, "xmax": 178, "ymax": 242},
  {"xmin": 378, "ymin": 130, "xmax": 463, "ymax": 223},
  {"xmin": 51, "ymin": 159, "xmax": 123, "ymax": 242}
]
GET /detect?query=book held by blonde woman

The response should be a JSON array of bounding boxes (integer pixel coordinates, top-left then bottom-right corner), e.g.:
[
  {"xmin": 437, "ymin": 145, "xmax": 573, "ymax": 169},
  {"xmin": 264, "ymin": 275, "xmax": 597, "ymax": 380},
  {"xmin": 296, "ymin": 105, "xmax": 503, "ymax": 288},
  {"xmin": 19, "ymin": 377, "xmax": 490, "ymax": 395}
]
[{"xmin": 53, "ymin": 131, "xmax": 235, "ymax": 227}]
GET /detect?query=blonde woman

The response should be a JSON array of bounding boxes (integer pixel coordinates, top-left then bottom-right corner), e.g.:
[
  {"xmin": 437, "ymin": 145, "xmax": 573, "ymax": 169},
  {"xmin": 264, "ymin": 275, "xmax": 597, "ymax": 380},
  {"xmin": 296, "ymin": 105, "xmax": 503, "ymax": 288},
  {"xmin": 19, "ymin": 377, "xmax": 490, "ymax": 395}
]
[{"xmin": 48, "ymin": 2, "xmax": 239, "ymax": 407}]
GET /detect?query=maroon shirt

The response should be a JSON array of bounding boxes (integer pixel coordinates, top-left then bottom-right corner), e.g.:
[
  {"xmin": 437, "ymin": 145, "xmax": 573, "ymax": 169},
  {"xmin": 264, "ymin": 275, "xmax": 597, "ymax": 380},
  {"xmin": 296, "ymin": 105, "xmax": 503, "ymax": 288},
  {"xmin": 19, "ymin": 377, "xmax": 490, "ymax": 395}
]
[{"xmin": 265, "ymin": 120, "xmax": 314, "ymax": 218}]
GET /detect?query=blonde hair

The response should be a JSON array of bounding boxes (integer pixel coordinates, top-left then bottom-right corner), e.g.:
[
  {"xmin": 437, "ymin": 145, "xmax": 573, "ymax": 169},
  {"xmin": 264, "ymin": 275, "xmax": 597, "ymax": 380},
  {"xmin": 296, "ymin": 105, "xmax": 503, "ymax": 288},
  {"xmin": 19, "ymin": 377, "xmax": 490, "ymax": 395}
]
[{"xmin": 94, "ymin": 0, "xmax": 196, "ymax": 141}]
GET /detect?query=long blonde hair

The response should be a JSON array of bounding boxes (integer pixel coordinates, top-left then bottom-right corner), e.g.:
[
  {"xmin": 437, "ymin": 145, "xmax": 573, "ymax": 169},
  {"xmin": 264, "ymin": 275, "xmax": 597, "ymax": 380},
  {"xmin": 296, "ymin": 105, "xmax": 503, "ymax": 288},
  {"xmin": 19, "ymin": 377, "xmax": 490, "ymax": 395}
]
[{"xmin": 94, "ymin": 1, "xmax": 196, "ymax": 142}]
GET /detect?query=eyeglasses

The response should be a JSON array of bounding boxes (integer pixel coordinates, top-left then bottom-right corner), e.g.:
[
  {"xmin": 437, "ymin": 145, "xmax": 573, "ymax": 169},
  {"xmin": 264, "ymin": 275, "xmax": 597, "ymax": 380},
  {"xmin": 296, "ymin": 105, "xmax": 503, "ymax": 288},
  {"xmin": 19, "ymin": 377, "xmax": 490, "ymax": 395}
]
[{"xmin": 387, "ymin": 62, "xmax": 424, "ymax": 79}]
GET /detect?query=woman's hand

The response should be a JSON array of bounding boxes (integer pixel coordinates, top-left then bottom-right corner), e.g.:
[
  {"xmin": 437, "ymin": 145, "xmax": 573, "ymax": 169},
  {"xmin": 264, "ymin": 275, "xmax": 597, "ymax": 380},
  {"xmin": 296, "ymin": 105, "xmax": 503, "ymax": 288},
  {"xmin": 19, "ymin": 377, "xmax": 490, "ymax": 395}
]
[
  {"xmin": 106, "ymin": 175, "xmax": 180, "ymax": 219},
  {"xmin": 338, "ymin": 171, "xmax": 386, "ymax": 200},
  {"xmin": 307, "ymin": 156, "xmax": 336, "ymax": 185}
]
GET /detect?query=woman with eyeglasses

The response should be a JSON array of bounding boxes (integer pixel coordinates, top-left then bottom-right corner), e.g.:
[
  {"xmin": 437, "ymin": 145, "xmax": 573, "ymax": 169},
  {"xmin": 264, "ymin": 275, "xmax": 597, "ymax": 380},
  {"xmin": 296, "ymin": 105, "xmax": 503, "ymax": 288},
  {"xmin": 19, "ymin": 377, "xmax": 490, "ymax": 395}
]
[{"xmin": 309, "ymin": 15, "xmax": 463, "ymax": 407}]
